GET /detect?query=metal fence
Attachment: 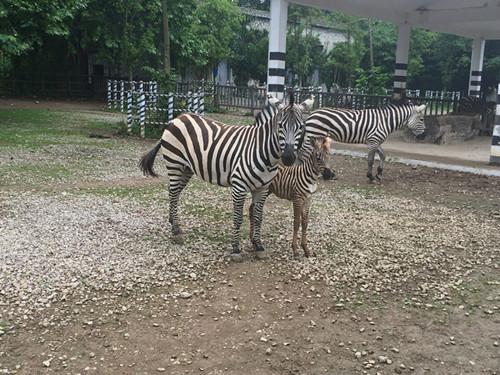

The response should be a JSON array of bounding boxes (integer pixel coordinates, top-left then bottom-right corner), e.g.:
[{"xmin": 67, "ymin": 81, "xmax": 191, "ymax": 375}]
[{"xmin": 107, "ymin": 79, "xmax": 206, "ymax": 138}]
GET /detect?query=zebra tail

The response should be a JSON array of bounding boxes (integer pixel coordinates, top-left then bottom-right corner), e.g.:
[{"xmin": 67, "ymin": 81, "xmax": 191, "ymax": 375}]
[{"xmin": 139, "ymin": 142, "xmax": 162, "ymax": 177}]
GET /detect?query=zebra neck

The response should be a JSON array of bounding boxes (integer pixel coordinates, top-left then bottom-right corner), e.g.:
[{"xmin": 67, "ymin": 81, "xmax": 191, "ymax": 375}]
[{"xmin": 254, "ymin": 121, "xmax": 281, "ymax": 167}]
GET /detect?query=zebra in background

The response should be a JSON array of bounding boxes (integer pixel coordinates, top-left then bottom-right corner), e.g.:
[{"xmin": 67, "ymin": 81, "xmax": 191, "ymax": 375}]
[
  {"xmin": 305, "ymin": 103, "xmax": 426, "ymax": 182},
  {"xmin": 139, "ymin": 93, "xmax": 314, "ymax": 261},
  {"xmin": 249, "ymin": 137, "xmax": 335, "ymax": 258}
]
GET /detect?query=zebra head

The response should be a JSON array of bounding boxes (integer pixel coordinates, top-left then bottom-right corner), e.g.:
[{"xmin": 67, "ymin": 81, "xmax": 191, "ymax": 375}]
[
  {"xmin": 406, "ymin": 104, "xmax": 426, "ymax": 136},
  {"xmin": 269, "ymin": 92, "xmax": 314, "ymax": 166},
  {"xmin": 312, "ymin": 137, "xmax": 336, "ymax": 180}
]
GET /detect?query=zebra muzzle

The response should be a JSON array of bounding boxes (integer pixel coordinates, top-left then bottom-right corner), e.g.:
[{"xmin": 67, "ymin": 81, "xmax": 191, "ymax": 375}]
[{"xmin": 281, "ymin": 144, "xmax": 296, "ymax": 166}]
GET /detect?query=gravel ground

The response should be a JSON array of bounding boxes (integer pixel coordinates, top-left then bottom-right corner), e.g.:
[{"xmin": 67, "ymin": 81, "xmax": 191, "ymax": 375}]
[{"xmin": 0, "ymin": 109, "xmax": 499, "ymax": 374}]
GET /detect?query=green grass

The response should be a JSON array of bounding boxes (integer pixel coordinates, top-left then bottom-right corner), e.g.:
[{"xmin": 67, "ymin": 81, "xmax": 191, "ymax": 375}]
[
  {"xmin": 75, "ymin": 185, "xmax": 167, "ymax": 201},
  {"xmin": 0, "ymin": 109, "xmax": 126, "ymax": 149},
  {"xmin": 0, "ymin": 163, "xmax": 73, "ymax": 186}
]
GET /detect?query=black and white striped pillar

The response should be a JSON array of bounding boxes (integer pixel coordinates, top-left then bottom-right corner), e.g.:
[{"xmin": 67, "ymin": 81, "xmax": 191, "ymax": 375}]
[
  {"xmin": 187, "ymin": 91, "xmax": 193, "ymax": 112},
  {"xmin": 112, "ymin": 80, "xmax": 118, "ymax": 109},
  {"xmin": 107, "ymin": 80, "xmax": 112, "ymax": 109},
  {"xmin": 267, "ymin": 0, "xmax": 288, "ymax": 100},
  {"xmin": 120, "ymin": 80, "xmax": 125, "ymax": 112},
  {"xmin": 127, "ymin": 89, "xmax": 133, "ymax": 134},
  {"xmin": 468, "ymin": 38, "xmax": 485, "ymax": 97},
  {"xmin": 138, "ymin": 82, "xmax": 146, "ymax": 138},
  {"xmin": 490, "ymin": 83, "xmax": 500, "ymax": 165},
  {"xmin": 199, "ymin": 90, "xmax": 205, "ymax": 115},
  {"xmin": 393, "ymin": 24, "xmax": 410, "ymax": 97},
  {"xmin": 167, "ymin": 93, "xmax": 174, "ymax": 122}
]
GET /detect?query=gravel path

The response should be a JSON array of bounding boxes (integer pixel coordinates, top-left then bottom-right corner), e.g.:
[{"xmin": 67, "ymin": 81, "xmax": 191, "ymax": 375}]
[{"xmin": 0, "ymin": 109, "xmax": 499, "ymax": 374}]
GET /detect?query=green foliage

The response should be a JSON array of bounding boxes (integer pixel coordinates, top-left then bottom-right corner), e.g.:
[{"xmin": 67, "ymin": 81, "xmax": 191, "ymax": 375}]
[
  {"xmin": 286, "ymin": 5, "xmax": 326, "ymax": 86},
  {"xmin": 0, "ymin": 0, "xmax": 86, "ymax": 73},
  {"xmin": 192, "ymin": 0, "xmax": 242, "ymax": 72},
  {"xmin": 230, "ymin": 23, "xmax": 268, "ymax": 86},
  {"xmin": 354, "ymin": 66, "xmax": 390, "ymax": 94}
]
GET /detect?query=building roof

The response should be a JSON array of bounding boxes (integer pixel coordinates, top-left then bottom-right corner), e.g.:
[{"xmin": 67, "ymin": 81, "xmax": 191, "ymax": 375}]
[
  {"xmin": 290, "ymin": 0, "xmax": 500, "ymax": 39},
  {"xmin": 239, "ymin": 6, "xmax": 346, "ymax": 31}
]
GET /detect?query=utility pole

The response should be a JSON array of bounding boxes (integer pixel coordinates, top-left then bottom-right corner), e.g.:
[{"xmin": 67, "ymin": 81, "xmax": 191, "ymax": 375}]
[{"xmin": 162, "ymin": 0, "xmax": 171, "ymax": 73}]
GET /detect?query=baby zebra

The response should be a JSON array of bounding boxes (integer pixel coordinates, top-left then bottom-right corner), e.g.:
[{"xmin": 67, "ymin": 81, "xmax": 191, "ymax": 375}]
[{"xmin": 249, "ymin": 137, "xmax": 334, "ymax": 258}]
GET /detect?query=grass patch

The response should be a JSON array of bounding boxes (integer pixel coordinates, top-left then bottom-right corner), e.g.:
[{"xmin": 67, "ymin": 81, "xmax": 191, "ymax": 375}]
[
  {"xmin": 0, "ymin": 109, "xmax": 126, "ymax": 149},
  {"xmin": 75, "ymin": 185, "xmax": 167, "ymax": 201},
  {"xmin": 0, "ymin": 163, "xmax": 74, "ymax": 185}
]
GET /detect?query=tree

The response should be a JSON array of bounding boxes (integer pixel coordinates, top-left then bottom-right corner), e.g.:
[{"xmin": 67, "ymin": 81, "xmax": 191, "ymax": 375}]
[
  {"xmin": 190, "ymin": 0, "xmax": 242, "ymax": 76},
  {"xmin": 0, "ymin": 0, "xmax": 86, "ymax": 73},
  {"xmin": 230, "ymin": 23, "xmax": 268, "ymax": 86}
]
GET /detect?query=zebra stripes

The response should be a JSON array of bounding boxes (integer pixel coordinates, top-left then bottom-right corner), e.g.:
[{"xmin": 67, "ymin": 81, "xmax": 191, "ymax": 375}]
[
  {"xmin": 139, "ymin": 94, "xmax": 313, "ymax": 259},
  {"xmin": 305, "ymin": 103, "xmax": 426, "ymax": 182},
  {"xmin": 249, "ymin": 137, "xmax": 334, "ymax": 258}
]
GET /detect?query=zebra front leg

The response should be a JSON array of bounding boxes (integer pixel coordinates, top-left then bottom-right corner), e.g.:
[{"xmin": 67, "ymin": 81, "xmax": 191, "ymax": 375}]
[
  {"xmin": 292, "ymin": 200, "xmax": 302, "ymax": 258},
  {"xmin": 168, "ymin": 168, "xmax": 193, "ymax": 240},
  {"xmin": 366, "ymin": 148, "xmax": 377, "ymax": 182},
  {"xmin": 230, "ymin": 188, "xmax": 246, "ymax": 262},
  {"xmin": 250, "ymin": 188, "xmax": 270, "ymax": 259},
  {"xmin": 248, "ymin": 202, "xmax": 255, "ymax": 251},
  {"xmin": 375, "ymin": 146, "xmax": 386, "ymax": 181},
  {"xmin": 300, "ymin": 196, "xmax": 314, "ymax": 257}
]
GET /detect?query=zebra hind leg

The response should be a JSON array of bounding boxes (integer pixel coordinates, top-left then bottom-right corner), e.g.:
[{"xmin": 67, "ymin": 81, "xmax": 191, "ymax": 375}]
[
  {"xmin": 230, "ymin": 188, "xmax": 247, "ymax": 262},
  {"xmin": 250, "ymin": 188, "xmax": 270, "ymax": 259},
  {"xmin": 168, "ymin": 167, "xmax": 193, "ymax": 240},
  {"xmin": 375, "ymin": 147, "xmax": 386, "ymax": 181},
  {"xmin": 366, "ymin": 148, "xmax": 377, "ymax": 182}
]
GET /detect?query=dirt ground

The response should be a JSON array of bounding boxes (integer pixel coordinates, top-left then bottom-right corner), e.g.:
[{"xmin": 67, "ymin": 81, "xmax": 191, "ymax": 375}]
[{"xmin": 0, "ymin": 107, "xmax": 499, "ymax": 375}]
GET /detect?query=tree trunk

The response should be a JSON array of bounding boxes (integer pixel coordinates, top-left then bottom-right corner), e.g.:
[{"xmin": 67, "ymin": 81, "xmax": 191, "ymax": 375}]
[
  {"xmin": 368, "ymin": 19, "xmax": 374, "ymax": 68},
  {"xmin": 162, "ymin": 0, "xmax": 171, "ymax": 73}
]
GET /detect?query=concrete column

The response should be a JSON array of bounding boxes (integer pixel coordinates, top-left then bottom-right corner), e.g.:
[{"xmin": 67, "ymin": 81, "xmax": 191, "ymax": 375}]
[
  {"xmin": 490, "ymin": 83, "xmax": 500, "ymax": 165},
  {"xmin": 469, "ymin": 38, "xmax": 485, "ymax": 97},
  {"xmin": 267, "ymin": 0, "xmax": 288, "ymax": 100},
  {"xmin": 393, "ymin": 23, "xmax": 410, "ymax": 95}
]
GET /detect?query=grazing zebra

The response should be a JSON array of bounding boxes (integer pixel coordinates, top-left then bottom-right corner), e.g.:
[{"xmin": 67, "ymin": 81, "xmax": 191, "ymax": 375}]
[
  {"xmin": 249, "ymin": 137, "xmax": 334, "ymax": 258},
  {"xmin": 139, "ymin": 94, "xmax": 314, "ymax": 261},
  {"xmin": 305, "ymin": 103, "xmax": 426, "ymax": 182}
]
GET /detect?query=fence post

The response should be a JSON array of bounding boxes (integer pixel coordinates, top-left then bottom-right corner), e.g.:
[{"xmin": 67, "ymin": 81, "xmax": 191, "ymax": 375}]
[
  {"xmin": 199, "ymin": 90, "xmax": 205, "ymax": 115},
  {"xmin": 318, "ymin": 86, "xmax": 323, "ymax": 109},
  {"xmin": 489, "ymin": 83, "xmax": 500, "ymax": 165},
  {"xmin": 120, "ymin": 81, "xmax": 125, "ymax": 112},
  {"xmin": 138, "ymin": 81, "xmax": 146, "ymax": 138},
  {"xmin": 127, "ymin": 88, "xmax": 133, "ymax": 134},
  {"xmin": 187, "ymin": 91, "xmax": 192, "ymax": 112},
  {"xmin": 193, "ymin": 92, "xmax": 199, "ymax": 114},
  {"xmin": 112, "ymin": 80, "xmax": 117, "ymax": 108},
  {"xmin": 107, "ymin": 80, "xmax": 112, "ymax": 109},
  {"xmin": 168, "ymin": 93, "xmax": 174, "ymax": 122}
]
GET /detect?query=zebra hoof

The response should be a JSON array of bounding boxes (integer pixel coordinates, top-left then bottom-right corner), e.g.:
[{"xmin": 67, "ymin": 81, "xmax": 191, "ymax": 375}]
[
  {"xmin": 172, "ymin": 234, "xmax": 184, "ymax": 244},
  {"xmin": 230, "ymin": 252, "xmax": 243, "ymax": 262},
  {"xmin": 255, "ymin": 250, "xmax": 268, "ymax": 260}
]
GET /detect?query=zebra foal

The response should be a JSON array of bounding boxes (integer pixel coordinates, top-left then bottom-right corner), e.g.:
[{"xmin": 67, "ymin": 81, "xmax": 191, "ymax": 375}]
[
  {"xmin": 249, "ymin": 137, "xmax": 334, "ymax": 258},
  {"xmin": 305, "ymin": 103, "xmax": 426, "ymax": 182},
  {"xmin": 140, "ymin": 94, "xmax": 313, "ymax": 260}
]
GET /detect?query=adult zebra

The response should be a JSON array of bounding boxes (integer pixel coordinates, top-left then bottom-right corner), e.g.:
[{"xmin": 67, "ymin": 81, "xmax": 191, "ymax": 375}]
[
  {"xmin": 305, "ymin": 103, "xmax": 426, "ymax": 181},
  {"xmin": 140, "ymin": 94, "xmax": 313, "ymax": 260}
]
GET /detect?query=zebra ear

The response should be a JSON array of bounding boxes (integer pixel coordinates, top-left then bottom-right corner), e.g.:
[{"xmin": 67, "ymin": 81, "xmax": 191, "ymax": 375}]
[
  {"xmin": 266, "ymin": 94, "xmax": 282, "ymax": 108},
  {"xmin": 416, "ymin": 104, "xmax": 426, "ymax": 113},
  {"xmin": 300, "ymin": 96, "xmax": 315, "ymax": 111}
]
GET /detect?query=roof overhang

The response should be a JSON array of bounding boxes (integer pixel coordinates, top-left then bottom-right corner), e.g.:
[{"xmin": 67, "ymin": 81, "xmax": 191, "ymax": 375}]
[{"xmin": 290, "ymin": 0, "xmax": 500, "ymax": 39}]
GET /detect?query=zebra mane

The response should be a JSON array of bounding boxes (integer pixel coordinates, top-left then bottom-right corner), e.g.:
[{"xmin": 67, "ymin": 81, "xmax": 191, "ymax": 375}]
[{"xmin": 255, "ymin": 101, "xmax": 278, "ymax": 127}]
